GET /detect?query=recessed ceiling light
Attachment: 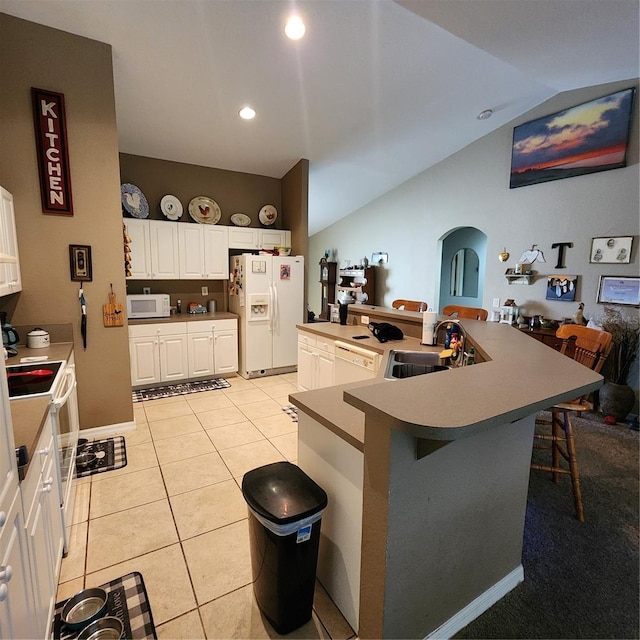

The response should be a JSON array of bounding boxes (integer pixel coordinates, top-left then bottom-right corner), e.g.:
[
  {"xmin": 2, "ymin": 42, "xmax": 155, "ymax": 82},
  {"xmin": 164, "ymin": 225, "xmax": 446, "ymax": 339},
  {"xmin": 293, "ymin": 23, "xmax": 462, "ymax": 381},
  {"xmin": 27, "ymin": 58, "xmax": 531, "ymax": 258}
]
[
  {"xmin": 285, "ymin": 15, "xmax": 305, "ymax": 40},
  {"xmin": 477, "ymin": 109, "xmax": 493, "ymax": 120},
  {"xmin": 239, "ymin": 106, "xmax": 256, "ymax": 120}
]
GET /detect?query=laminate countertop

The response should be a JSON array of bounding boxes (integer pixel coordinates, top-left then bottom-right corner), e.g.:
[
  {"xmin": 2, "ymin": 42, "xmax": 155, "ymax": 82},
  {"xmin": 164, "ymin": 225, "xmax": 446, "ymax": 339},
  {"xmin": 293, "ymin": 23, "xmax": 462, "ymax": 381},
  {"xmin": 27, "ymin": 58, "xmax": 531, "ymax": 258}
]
[
  {"xmin": 291, "ymin": 318, "xmax": 603, "ymax": 447},
  {"xmin": 128, "ymin": 311, "xmax": 238, "ymax": 326}
]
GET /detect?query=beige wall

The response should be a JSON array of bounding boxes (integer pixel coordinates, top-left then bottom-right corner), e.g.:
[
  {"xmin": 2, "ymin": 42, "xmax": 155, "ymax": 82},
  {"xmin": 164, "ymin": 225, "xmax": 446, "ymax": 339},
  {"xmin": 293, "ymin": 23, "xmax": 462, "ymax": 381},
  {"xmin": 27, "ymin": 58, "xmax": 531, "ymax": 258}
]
[{"xmin": 0, "ymin": 14, "xmax": 132, "ymax": 429}]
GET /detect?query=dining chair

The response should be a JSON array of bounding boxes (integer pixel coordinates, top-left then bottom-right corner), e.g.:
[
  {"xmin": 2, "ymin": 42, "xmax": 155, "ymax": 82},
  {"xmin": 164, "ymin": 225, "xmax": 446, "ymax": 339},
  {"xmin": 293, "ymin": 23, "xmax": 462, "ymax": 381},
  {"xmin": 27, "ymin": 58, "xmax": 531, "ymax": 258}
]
[
  {"xmin": 442, "ymin": 305, "xmax": 488, "ymax": 320},
  {"xmin": 392, "ymin": 299, "xmax": 428, "ymax": 312},
  {"xmin": 530, "ymin": 324, "xmax": 613, "ymax": 522}
]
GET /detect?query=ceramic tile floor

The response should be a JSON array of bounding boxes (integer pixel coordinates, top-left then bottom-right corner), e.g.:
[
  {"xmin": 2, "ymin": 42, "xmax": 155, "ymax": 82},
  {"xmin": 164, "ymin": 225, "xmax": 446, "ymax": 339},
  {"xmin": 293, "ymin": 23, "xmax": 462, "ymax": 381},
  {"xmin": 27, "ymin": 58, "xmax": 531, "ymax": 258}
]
[{"xmin": 56, "ymin": 372, "xmax": 356, "ymax": 640}]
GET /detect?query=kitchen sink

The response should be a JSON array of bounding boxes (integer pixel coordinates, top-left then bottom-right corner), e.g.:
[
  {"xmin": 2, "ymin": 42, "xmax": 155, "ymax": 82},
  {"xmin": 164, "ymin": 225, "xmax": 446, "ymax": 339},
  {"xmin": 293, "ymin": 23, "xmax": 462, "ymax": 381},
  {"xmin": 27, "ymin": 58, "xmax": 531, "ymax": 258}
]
[{"xmin": 384, "ymin": 350, "xmax": 449, "ymax": 380}]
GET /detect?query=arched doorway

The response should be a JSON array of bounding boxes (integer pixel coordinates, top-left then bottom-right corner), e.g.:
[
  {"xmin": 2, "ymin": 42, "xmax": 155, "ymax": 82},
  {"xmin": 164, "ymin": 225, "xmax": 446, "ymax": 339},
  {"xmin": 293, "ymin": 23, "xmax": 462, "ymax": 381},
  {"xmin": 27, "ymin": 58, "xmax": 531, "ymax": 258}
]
[{"xmin": 438, "ymin": 227, "xmax": 487, "ymax": 312}]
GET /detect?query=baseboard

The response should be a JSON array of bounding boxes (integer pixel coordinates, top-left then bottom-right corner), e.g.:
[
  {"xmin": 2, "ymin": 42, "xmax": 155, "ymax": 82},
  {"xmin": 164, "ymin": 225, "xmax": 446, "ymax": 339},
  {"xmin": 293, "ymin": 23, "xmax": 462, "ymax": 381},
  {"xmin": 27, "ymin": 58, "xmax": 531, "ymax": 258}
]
[
  {"xmin": 425, "ymin": 565, "xmax": 524, "ymax": 640},
  {"xmin": 79, "ymin": 420, "xmax": 136, "ymax": 440}
]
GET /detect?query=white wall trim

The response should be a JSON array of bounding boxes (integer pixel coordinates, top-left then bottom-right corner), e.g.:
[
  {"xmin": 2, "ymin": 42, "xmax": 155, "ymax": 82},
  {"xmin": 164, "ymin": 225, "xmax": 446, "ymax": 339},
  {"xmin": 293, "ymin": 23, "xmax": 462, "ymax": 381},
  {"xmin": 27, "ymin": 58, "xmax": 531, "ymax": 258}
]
[
  {"xmin": 79, "ymin": 420, "xmax": 136, "ymax": 440},
  {"xmin": 425, "ymin": 565, "xmax": 524, "ymax": 640}
]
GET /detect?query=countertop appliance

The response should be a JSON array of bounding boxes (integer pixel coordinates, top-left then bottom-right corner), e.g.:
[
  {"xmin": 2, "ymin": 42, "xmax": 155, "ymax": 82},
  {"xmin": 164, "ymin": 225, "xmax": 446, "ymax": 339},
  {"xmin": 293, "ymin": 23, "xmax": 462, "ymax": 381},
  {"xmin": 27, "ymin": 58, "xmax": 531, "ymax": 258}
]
[
  {"xmin": 230, "ymin": 254, "xmax": 304, "ymax": 378},
  {"xmin": 7, "ymin": 358, "xmax": 79, "ymax": 553},
  {"xmin": 334, "ymin": 340, "xmax": 381, "ymax": 384},
  {"xmin": 126, "ymin": 293, "xmax": 170, "ymax": 319}
]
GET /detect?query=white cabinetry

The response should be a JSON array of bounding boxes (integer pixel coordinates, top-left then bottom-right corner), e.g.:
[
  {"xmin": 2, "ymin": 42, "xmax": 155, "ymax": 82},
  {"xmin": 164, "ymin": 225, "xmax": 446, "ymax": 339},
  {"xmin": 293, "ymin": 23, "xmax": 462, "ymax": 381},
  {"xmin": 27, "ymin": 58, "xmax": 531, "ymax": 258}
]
[
  {"xmin": 124, "ymin": 218, "xmax": 151, "ymax": 279},
  {"xmin": 129, "ymin": 322, "xmax": 188, "ymax": 386},
  {"xmin": 259, "ymin": 229, "xmax": 290, "ymax": 250},
  {"xmin": 22, "ymin": 415, "xmax": 63, "ymax": 639},
  {"xmin": 124, "ymin": 219, "xmax": 179, "ymax": 279},
  {"xmin": 0, "ymin": 187, "xmax": 22, "ymax": 297},
  {"xmin": 186, "ymin": 319, "xmax": 238, "ymax": 378},
  {"xmin": 178, "ymin": 224, "xmax": 229, "ymax": 279},
  {"xmin": 228, "ymin": 227, "xmax": 291, "ymax": 250},
  {"xmin": 297, "ymin": 331, "xmax": 334, "ymax": 391}
]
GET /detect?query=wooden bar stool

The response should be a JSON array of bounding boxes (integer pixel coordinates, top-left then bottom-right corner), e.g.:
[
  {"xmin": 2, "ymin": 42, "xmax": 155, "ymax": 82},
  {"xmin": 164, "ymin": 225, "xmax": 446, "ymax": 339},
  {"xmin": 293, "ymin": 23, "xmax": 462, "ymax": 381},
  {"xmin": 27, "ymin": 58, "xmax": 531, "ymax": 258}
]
[
  {"xmin": 442, "ymin": 305, "xmax": 488, "ymax": 320},
  {"xmin": 392, "ymin": 299, "xmax": 428, "ymax": 312},
  {"xmin": 531, "ymin": 325, "xmax": 613, "ymax": 522}
]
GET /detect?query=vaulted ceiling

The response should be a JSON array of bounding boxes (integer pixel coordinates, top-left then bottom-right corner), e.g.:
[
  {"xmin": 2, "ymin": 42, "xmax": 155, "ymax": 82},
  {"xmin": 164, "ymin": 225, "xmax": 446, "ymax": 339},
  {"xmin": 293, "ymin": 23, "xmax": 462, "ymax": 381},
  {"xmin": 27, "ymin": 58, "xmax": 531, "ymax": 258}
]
[{"xmin": 2, "ymin": 0, "xmax": 638, "ymax": 234}]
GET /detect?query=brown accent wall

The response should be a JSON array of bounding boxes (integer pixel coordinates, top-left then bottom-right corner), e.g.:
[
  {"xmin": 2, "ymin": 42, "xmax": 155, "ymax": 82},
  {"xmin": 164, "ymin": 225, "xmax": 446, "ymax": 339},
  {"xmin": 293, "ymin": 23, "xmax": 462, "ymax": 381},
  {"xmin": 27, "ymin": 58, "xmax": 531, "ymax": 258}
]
[{"xmin": 0, "ymin": 14, "xmax": 132, "ymax": 429}]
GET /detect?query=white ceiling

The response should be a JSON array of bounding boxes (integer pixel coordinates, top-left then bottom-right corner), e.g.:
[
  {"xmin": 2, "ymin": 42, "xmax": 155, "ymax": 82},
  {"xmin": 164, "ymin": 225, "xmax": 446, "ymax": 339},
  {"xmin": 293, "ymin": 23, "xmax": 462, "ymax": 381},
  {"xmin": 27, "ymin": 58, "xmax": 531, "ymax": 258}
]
[{"xmin": 2, "ymin": 0, "xmax": 638, "ymax": 234}]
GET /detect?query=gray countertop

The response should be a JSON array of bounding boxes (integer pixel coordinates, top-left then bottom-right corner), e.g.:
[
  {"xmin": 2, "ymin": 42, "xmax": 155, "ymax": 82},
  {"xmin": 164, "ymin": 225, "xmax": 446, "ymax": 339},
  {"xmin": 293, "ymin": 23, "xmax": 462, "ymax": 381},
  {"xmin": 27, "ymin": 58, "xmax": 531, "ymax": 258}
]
[
  {"xmin": 128, "ymin": 311, "xmax": 237, "ymax": 326},
  {"xmin": 291, "ymin": 318, "xmax": 603, "ymax": 447}
]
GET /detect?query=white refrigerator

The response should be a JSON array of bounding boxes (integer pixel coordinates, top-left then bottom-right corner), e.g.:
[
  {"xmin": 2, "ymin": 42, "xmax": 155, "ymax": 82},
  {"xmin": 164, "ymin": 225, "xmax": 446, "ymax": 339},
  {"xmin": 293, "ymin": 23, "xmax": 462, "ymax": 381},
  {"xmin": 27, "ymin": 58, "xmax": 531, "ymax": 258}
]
[{"xmin": 230, "ymin": 254, "xmax": 305, "ymax": 378}]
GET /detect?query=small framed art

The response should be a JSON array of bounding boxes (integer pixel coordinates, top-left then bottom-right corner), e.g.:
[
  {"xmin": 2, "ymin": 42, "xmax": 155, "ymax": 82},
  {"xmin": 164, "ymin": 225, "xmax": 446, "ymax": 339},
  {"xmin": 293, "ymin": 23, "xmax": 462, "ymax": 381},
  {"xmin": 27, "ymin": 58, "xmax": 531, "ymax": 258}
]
[
  {"xmin": 69, "ymin": 244, "xmax": 92, "ymax": 281},
  {"xmin": 590, "ymin": 236, "xmax": 633, "ymax": 264},
  {"xmin": 546, "ymin": 275, "xmax": 578, "ymax": 302},
  {"xmin": 597, "ymin": 276, "xmax": 640, "ymax": 306}
]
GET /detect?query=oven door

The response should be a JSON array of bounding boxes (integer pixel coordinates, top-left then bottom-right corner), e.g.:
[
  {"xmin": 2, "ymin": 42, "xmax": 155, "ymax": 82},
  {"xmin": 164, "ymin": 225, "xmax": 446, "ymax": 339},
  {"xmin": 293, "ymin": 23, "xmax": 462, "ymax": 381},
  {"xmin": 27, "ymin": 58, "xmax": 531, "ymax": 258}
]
[{"xmin": 50, "ymin": 361, "xmax": 79, "ymax": 552}]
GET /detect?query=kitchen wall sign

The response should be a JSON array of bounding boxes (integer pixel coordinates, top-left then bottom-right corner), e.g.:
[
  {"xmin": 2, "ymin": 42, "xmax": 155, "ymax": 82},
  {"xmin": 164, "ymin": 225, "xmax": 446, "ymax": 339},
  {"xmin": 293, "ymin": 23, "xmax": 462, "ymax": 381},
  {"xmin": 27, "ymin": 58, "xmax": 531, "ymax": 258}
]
[
  {"xmin": 69, "ymin": 244, "xmax": 92, "ymax": 281},
  {"xmin": 31, "ymin": 87, "xmax": 73, "ymax": 215}
]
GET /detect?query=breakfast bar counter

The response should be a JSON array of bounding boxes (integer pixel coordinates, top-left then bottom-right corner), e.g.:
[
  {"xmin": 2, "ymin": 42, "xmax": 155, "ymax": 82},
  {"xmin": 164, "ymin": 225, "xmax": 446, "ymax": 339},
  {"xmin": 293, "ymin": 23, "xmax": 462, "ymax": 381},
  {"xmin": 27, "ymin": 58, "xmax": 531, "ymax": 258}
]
[{"xmin": 290, "ymin": 317, "xmax": 602, "ymax": 639}]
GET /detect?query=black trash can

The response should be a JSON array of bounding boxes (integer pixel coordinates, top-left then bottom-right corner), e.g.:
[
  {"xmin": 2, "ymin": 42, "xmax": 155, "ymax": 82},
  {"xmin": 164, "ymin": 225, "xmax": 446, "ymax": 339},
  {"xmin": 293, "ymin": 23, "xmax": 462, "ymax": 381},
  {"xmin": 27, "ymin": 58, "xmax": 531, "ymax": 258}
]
[{"xmin": 241, "ymin": 461, "xmax": 328, "ymax": 634}]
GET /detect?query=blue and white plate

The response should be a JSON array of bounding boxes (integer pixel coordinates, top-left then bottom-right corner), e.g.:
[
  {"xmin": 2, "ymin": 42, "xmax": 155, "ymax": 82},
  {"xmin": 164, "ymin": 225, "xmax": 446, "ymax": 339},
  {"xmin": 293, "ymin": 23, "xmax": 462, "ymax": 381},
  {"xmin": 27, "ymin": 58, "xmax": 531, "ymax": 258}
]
[{"xmin": 121, "ymin": 183, "xmax": 149, "ymax": 218}]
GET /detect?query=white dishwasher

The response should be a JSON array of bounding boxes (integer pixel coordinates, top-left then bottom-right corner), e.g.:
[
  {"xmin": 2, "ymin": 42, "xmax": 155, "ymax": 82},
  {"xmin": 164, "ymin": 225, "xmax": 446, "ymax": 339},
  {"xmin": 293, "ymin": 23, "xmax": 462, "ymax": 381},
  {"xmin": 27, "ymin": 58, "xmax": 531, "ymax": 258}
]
[{"xmin": 334, "ymin": 340, "xmax": 381, "ymax": 384}]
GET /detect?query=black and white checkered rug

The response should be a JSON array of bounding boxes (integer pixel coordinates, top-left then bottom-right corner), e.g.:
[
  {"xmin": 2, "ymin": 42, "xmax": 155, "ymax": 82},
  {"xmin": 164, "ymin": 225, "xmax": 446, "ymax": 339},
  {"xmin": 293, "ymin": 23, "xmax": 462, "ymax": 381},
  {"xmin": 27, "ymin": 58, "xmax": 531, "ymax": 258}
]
[
  {"xmin": 76, "ymin": 437, "xmax": 127, "ymax": 478},
  {"xmin": 282, "ymin": 404, "xmax": 299, "ymax": 422},
  {"xmin": 132, "ymin": 378, "xmax": 230, "ymax": 402}
]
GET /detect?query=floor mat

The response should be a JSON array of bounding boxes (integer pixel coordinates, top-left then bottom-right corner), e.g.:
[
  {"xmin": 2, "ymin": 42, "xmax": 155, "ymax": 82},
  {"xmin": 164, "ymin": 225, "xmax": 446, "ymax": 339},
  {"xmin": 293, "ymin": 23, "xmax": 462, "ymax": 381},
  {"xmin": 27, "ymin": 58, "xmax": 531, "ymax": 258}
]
[
  {"xmin": 282, "ymin": 404, "xmax": 299, "ymax": 422},
  {"xmin": 132, "ymin": 377, "xmax": 230, "ymax": 402},
  {"xmin": 54, "ymin": 571, "xmax": 156, "ymax": 639},
  {"xmin": 75, "ymin": 437, "xmax": 127, "ymax": 478}
]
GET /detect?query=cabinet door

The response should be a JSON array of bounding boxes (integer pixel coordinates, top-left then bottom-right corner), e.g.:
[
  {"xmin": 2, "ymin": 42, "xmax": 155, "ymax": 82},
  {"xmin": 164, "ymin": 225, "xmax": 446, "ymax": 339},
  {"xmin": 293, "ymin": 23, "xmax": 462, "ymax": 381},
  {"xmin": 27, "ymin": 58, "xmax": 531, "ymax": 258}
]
[
  {"xmin": 178, "ymin": 223, "xmax": 205, "ymax": 279},
  {"xmin": 297, "ymin": 341, "xmax": 315, "ymax": 391},
  {"xmin": 124, "ymin": 219, "xmax": 151, "ymax": 279},
  {"xmin": 0, "ymin": 491, "xmax": 35, "ymax": 640},
  {"xmin": 259, "ymin": 229, "xmax": 286, "ymax": 250},
  {"xmin": 204, "ymin": 226, "xmax": 229, "ymax": 279},
  {"xmin": 187, "ymin": 332, "xmax": 215, "ymax": 378},
  {"xmin": 129, "ymin": 336, "xmax": 161, "ymax": 386},
  {"xmin": 228, "ymin": 227, "xmax": 258, "ymax": 250},
  {"xmin": 0, "ymin": 187, "xmax": 22, "ymax": 297},
  {"xmin": 316, "ymin": 351, "xmax": 335, "ymax": 389},
  {"xmin": 159, "ymin": 334, "xmax": 188, "ymax": 382},
  {"xmin": 150, "ymin": 220, "xmax": 179, "ymax": 279},
  {"xmin": 214, "ymin": 330, "xmax": 238, "ymax": 374}
]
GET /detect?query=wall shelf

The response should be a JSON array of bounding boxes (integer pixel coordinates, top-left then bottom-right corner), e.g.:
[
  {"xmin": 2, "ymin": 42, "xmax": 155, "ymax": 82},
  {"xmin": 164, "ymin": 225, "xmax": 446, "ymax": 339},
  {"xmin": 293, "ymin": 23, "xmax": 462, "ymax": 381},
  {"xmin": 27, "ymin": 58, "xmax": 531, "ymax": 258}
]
[{"xmin": 504, "ymin": 270, "xmax": 536, "ymax": 285}]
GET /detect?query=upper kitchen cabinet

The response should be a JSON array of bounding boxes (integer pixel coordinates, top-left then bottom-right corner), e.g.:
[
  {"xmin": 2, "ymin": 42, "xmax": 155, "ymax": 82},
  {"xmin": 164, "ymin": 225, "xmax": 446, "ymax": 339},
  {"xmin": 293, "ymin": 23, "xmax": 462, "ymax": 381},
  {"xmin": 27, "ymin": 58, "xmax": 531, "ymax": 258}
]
[
  {"xmin": 124, "ymin": 219, "xmax": 179, "ymax": 279},
  {"xmin": 178, "ymin": 224, "xmax": 229, "ymax": 279},
  {"xmin": 228, "ymin": 227, "xmax": 291, "ymax": 251},
  {"xmin": 0, "ymin": 187, "xmax": 22, "ymax": 297}
]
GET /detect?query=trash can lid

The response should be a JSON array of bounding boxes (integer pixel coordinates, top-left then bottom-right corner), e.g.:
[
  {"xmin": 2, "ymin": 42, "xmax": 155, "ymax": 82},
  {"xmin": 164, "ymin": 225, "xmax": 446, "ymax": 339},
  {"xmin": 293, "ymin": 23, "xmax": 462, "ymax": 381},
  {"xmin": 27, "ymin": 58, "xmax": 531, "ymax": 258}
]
[{"xmin": 241, "ymin": 462, "xmax": 328, "ymax": 525}]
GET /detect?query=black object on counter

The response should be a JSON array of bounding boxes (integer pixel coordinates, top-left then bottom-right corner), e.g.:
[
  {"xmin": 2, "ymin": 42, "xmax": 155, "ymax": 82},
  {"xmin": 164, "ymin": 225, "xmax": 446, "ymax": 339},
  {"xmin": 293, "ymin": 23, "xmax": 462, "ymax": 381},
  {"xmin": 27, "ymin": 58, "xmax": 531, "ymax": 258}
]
[{"xmin": 241, "ymin": 462, "xmax": 328, "ymax": 634}]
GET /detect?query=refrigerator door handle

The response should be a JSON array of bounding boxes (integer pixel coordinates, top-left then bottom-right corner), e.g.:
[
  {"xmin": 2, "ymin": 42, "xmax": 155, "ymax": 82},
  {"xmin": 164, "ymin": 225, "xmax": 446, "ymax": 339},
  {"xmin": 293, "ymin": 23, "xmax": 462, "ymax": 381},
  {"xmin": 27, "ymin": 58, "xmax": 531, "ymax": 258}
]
[
  {"xmin": 268, "ymin": 283, "xmax": 274, "ymax": 331},
  {"xmin": 272, "ymin": 281, "xmax": 279, "ymax": 334}
]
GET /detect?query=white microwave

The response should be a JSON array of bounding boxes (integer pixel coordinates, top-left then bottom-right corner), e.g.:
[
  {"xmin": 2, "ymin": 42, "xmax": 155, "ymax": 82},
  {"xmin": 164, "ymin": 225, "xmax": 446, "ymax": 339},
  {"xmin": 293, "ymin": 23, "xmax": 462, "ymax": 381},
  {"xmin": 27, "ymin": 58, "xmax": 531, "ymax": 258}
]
[{"xmin": 126, "ymin": 294, "xmax": 171, "ymax": 319}]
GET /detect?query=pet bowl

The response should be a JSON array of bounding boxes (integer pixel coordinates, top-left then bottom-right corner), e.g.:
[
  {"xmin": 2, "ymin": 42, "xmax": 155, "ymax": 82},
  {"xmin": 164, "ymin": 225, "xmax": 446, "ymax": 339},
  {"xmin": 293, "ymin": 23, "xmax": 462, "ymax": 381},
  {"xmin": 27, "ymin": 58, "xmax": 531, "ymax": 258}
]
[
  {"xmin": 61, "ymin": 588, "xmax": 108, "ymax": 630},
  {"xmin": 77, "ymin": 616, "xmax": 123, "ymax": 640}
]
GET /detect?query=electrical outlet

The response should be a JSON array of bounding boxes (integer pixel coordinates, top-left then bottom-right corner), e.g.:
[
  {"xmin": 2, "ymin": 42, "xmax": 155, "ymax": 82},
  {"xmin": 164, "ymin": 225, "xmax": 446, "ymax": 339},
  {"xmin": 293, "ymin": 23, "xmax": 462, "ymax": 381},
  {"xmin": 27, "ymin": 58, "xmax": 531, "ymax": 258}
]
[
  {"xmin": 361, "ymin": 315, "xmax": 370, "ymax": 324},
  {"xmin": 492, "ymin": 297, "xmax": 500, "ymax": 309},
  {"xmin": 201, "ymin": 286, "xmax": 209, "ymax": 296},
  {"xmin": 142, "ymin": 287, "xmax": 151, "ymax": 295}
]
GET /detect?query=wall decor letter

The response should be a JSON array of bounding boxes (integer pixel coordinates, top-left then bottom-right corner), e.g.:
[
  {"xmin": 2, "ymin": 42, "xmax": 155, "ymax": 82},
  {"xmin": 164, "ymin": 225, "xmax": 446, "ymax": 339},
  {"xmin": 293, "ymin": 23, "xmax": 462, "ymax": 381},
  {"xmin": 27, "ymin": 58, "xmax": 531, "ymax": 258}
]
[
  {"xmin": 551, "ymin": 242, "xmax": 573, "ymax": 268},
  {"xmin": 31, "ymin": 88, "xmax": 74, "ymax": 215}
]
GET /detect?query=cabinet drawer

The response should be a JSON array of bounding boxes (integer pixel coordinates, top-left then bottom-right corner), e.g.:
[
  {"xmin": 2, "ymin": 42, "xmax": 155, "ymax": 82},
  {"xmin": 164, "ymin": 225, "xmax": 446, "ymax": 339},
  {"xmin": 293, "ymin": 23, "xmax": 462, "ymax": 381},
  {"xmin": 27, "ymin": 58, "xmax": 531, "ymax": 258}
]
[
  {"xmin": 315, "ymin": 338, "xmax": 334, "ymax": 354},
  {"xmin": 129, "ymin": 322, "xmax": 187, "ymax": 338},
  {"xmin": 298, "ymin": 331, "xmax": 316, "ymax": 348},
  {"xmin": 187, "ymin": 319, "xmax": 237, "ymax": 333}
]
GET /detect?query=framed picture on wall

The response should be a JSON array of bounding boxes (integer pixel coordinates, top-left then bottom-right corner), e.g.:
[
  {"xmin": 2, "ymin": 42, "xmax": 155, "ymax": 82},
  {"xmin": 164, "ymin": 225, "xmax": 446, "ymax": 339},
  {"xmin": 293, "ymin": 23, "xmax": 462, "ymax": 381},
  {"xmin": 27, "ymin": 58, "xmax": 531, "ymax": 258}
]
[
  {"xmin": 590, "ymin": 236, "xmax": 633, "ymax": 264},
  {"xmin": 546, "ymin": 275, "xmax": 578, "ymax": 302},
  {"xmin": 69, "ymin": 244, "xmax": 92, "ymax": 281},
  {"xmin": 597, "ymin": 276, "xmax": 640, "ymax": 306}
]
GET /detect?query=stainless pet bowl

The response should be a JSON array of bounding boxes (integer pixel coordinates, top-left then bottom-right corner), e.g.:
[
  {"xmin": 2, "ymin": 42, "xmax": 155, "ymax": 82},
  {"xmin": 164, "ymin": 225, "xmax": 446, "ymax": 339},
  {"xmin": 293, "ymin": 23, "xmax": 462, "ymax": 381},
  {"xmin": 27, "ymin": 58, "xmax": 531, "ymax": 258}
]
[
  {"xmin": 78, "ymin": 616, "xmax": 124, "ymax": 640},
  {"xmin": 76, "ymin": 449, "xmax": 97, "ymax": 469},
  {"xmin": 61, "ymin": 587, "xmax": 108, "ymax": 630}
]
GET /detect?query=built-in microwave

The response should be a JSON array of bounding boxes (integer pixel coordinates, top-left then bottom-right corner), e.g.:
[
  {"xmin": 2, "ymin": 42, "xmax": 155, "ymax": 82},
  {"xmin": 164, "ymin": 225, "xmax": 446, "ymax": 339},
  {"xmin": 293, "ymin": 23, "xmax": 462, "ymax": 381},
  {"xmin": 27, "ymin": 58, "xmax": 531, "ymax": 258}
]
[{"xmin": 126, "ymin": 293, "xmax": 171, "ymax": 318}]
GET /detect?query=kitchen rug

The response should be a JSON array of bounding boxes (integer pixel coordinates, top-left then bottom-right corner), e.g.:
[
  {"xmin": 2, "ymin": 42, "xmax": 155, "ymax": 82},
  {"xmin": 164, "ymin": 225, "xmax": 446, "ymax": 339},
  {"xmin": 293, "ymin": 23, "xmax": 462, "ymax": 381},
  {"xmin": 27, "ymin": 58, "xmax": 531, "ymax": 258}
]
[
  {"xmin": 54, "ymin": 571, "xmax": 156, "ymax": 639},
  {"xmin": 282, "ymin": 404, "xmax": 299, "ymax": 422},
  {"xmin": 75, "ymin": 437, "xmax": 127, "ymax": 478},
  {"xmin": 132, "ymin": 377, "xmax": 230, "ymax": 402}
]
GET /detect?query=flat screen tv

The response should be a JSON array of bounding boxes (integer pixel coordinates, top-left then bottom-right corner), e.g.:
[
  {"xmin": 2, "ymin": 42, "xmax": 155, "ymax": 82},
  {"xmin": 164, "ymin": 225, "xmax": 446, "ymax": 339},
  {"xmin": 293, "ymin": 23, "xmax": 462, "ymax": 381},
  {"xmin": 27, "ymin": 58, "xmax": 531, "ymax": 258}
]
[{"xmin": 510, "ymin": 87, "xmax": 636, "ymax": 189}]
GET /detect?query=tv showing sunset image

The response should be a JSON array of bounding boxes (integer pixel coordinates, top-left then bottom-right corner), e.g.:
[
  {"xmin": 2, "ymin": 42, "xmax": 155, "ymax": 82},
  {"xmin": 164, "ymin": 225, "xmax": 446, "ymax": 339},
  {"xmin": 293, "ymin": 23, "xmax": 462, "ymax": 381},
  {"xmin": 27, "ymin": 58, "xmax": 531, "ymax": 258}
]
[{"xmin": 510, "ymin": 88, "xmax": 635, "ymax": 188}]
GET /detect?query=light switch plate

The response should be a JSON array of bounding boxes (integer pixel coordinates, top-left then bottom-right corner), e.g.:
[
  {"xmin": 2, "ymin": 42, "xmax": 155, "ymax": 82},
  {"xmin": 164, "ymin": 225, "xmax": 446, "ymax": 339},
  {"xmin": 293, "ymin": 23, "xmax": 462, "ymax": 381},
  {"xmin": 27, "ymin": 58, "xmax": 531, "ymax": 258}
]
[
  {"xmin": 201, "ymin": 286, "xmax": 209, "ymax": 296},
  {"xmin": 361, "ymin": 315, "xmax": 370, "ymax": 324},
  {"xmin": 492, "ymin": 297, "xmax": 500, "ymax": 309}
]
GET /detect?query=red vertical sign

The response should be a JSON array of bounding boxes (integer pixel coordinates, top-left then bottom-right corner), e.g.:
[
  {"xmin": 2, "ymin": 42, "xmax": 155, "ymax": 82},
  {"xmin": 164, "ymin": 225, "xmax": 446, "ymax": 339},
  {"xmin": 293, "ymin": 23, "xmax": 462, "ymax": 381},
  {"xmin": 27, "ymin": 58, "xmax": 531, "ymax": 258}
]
[{"xmin": 31, "ymin": 88, "xmax": 74, "ymax": 215}]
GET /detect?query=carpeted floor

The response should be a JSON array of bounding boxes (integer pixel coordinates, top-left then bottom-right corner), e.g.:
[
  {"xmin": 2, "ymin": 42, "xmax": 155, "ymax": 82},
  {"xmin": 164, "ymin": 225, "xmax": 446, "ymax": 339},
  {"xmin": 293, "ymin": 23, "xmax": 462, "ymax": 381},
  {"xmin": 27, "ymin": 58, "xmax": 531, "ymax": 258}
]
[{"xmin": 455, "ymin": 412, "xmax": 639, "ymax": 639}]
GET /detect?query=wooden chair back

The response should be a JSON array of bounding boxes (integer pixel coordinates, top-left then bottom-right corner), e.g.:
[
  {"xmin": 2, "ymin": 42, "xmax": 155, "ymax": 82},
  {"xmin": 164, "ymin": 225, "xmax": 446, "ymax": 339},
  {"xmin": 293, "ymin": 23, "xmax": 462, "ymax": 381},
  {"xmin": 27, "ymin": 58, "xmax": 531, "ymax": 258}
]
[
  {"xmin": 556, "ymin": 324, "xmax": 613, "ymax": 373},
  {"xmin": 442, "ymin": 305, "xmax": 488, "ymax": 321},
  {"xmin": 392, "ymin": 299, "xmax": 428, "ymax": 312}
]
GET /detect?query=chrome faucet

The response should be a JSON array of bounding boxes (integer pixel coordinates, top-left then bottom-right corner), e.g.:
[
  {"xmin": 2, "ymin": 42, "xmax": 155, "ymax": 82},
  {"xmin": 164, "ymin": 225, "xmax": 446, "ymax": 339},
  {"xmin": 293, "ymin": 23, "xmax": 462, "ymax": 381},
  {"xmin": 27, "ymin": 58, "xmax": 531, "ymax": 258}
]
[{"xmin": 433, "ymin": 318, "xmax": 464, "ymax": 346}]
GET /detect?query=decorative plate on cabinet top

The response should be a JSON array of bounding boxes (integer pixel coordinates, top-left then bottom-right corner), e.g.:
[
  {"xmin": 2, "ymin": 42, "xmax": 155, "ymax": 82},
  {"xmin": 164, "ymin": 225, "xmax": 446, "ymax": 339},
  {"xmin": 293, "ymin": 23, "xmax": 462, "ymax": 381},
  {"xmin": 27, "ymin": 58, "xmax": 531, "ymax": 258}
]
[
  {"xmin": 188, "ymin": 196, "xmax": 221, "ymax": 224},
  {"xmin": 258, "ymin": 204, "xmax": 277, "ymax": 226},
  {"xmin": 160, "ymin": 194, "xmax": 183, "ymax": 220},
  {"xmin": 230, "ymin": 212, "xmax": 252, "ymax": 227},
  {"xmin": 121, "ymin": 183, "xmax": 149, "ymax": 218}
]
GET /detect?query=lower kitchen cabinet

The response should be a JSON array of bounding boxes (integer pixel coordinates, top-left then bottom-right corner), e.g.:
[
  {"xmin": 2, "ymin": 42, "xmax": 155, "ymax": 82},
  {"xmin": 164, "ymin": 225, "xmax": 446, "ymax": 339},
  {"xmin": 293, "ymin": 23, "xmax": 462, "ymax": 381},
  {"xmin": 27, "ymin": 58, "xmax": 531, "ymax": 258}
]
[
  {"xmin": 297, "ymin": 331, "xmax": 334, "ymax": 391},
  {"xmin": 130, "ymin": 319, "xmax": 238, "ymax": 386}
]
